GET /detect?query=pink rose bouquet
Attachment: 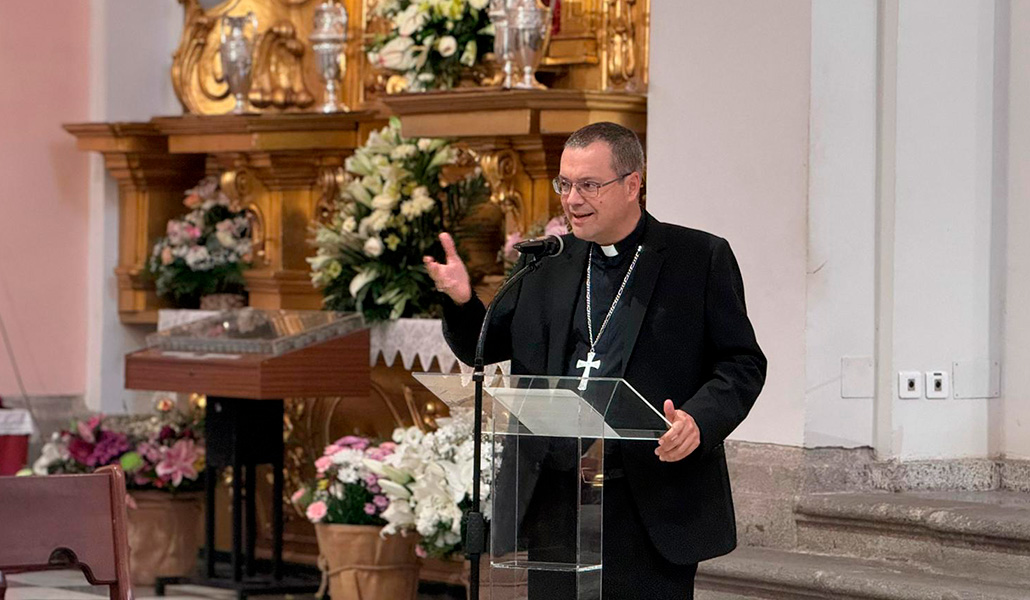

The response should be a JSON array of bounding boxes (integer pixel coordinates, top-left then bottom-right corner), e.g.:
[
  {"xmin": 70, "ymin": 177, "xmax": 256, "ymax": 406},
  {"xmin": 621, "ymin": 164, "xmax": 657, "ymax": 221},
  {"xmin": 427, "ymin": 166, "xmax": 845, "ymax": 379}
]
[{"xmin": 292, "ymin": 435, "xmax": 398, "ymax": 526}]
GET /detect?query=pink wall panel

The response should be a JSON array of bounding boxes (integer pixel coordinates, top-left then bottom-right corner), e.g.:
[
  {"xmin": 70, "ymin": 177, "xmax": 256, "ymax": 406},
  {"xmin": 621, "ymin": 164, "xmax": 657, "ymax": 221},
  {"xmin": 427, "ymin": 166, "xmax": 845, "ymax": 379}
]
[{"xmin": 0, "ymin": 2, "xmax": 91, "ymax": 396}]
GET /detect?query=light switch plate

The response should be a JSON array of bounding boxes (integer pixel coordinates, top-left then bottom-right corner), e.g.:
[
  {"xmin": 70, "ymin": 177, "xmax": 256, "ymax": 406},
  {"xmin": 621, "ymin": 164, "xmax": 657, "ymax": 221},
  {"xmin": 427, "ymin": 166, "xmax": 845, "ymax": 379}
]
[
  {"xmin": 925, "ymin": 371, "xmax": 949, "ymax": 399},
  {"xmin": 899, "ymin": 371, "xmax": 922, "ymax": 399}
]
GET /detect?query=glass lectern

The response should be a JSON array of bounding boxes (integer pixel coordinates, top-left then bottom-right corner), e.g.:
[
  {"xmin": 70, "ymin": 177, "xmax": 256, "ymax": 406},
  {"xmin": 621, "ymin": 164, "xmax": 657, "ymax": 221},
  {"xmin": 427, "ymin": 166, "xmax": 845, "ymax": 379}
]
[{"xmin": 414, "ymin": 373, "xmax": 670, "ymax": 600}]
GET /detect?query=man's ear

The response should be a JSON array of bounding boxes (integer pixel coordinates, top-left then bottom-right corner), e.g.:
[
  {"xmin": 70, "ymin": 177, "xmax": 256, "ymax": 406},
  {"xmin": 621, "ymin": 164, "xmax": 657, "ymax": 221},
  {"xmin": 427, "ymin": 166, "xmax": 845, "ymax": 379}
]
[{"xmin": 626, "ymin": 172, "xmax": 643, "ymax": 205}]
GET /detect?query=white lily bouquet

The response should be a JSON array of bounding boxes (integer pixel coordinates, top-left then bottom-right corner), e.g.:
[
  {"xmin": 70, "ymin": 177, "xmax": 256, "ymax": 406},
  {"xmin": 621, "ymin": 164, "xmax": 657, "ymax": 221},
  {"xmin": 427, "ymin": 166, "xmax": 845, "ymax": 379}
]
[
  {"xmin": 308, "ymin": 117, "xmax": 489, "ymax": 322},
  {"xmin": 365, "ymin": 412, "xmax": 497, "ymax": 559},
  {"xmin": 367, "ymin": 0, "xmax": 494, "ymax": 91}
]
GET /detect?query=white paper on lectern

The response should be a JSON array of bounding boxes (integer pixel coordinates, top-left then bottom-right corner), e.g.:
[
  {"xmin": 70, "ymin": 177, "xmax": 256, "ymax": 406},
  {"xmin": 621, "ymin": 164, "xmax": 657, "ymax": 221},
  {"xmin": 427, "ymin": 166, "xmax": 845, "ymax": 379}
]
[{"xmin": 485, "ymin": 387, "xmax": 622, "ymax": 438}]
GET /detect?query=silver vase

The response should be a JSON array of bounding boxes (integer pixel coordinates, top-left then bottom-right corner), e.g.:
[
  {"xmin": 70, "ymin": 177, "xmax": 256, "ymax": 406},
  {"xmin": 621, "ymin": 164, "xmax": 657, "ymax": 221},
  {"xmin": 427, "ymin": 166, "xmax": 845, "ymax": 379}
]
[
  {"xmin": 489, "ymin": 0, "xmax": 518, "ymax": 89},
  {"xmin": 219, "ymin": 12, "xmax": 259, "ymax": 115},
  {"xmin": 512, "ymin": 0, "xmax": 552, "ymax": 89},
  {"xmin": 310, "ymin": 1, "xmax": 349, "ymax": 113}
]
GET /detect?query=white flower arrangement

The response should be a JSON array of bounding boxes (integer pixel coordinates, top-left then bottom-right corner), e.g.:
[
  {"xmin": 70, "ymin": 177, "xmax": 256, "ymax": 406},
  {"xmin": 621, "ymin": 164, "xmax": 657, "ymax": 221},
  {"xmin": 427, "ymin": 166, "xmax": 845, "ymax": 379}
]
[
  {"xmin": 308, "ymin": 117, "xmax": 489, "ymax": 322},
  {"xmin": 367, "ymin": 0, "xmax": 494, "ymax": 91},
  {"xmin": 364, "ymin": 411, "xmax": 497, "ymax": 558}
]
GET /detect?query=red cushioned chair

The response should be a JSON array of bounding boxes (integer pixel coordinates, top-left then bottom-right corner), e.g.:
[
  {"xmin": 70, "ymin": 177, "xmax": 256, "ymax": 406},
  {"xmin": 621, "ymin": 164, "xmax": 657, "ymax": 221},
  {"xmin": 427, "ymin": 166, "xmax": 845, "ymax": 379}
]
[{"xmin": 0, "ymin": 465, "xmax": 133, "ymax": 600}]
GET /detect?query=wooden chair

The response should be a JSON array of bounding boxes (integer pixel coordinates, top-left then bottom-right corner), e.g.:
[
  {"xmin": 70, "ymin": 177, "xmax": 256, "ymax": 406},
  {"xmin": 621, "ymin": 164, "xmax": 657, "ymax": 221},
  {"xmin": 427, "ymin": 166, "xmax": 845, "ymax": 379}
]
[{"xmin": 0, "ymin": 465, "xmax": 133, "ymax": 600}]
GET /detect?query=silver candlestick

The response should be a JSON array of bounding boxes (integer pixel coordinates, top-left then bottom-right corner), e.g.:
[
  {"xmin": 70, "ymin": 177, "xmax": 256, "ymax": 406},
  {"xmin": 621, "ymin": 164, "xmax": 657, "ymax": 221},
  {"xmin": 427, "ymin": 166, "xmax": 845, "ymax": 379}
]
[
  {"xmin": 310, "ymin": 1, "xmax": 349, "ymax": 113},
  {"xmin": 219, "ymin": 12, "xmax": 259, "ymax": 114}
]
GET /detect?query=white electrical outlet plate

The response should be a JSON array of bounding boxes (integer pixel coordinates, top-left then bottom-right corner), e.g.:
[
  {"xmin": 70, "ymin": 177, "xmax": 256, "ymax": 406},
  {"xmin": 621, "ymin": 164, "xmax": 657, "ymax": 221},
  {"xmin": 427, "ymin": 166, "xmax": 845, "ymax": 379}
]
[
  {"xmin": 926, "ymin": 371, "xmax": 949, "ymax": 399},
  {"xmin": 899, "ymin": 371, "xmax": 922, "ymax": 399}
]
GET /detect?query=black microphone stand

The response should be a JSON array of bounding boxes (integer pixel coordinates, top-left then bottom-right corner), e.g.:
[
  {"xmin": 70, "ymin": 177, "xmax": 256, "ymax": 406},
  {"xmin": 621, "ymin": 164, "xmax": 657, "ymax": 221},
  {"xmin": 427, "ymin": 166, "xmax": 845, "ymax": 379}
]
[{"xmin": 466, "ymin": 254, "xmax": 544, "ymax": 600}]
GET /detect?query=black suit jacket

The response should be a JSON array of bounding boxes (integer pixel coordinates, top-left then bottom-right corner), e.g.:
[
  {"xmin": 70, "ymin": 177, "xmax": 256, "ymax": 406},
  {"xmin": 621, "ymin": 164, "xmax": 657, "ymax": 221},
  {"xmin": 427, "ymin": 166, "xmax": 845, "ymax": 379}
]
[{"xmin": 442, "ymin": 213, "xmax": 766, "ymax": 565}]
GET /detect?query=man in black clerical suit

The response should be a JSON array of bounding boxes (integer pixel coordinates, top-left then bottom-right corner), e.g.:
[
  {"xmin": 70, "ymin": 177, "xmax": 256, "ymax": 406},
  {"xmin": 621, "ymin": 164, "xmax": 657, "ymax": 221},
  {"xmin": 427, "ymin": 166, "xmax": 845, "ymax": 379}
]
[{"xmin": 424, "ymin": 122, "xmax": 766, "ymax": 599}]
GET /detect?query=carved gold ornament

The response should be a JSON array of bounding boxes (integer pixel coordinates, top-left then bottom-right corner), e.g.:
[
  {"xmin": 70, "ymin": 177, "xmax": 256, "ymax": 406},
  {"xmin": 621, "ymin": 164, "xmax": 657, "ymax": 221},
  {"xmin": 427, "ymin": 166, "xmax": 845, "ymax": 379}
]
[
  {"xmin": 475, "ymin": 148, "xmax": 523, "ymax": 220},
  {"xmin": 315, "ymin": 165, "xmax": 346, "ymax": 224},
  {"xmin": 248, "ymin": 20, "xmax": 315, "ymax": 110},
  {"xmin": 604, "ymin": 0, "xmax": 638, "ymax": 90}
]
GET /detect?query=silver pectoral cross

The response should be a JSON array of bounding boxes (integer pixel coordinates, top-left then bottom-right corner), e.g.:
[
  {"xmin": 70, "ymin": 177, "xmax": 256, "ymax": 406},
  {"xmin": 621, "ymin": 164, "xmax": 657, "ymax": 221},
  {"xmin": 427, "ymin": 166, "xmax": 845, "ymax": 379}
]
[{"xmin": 576, "ymin": 351, "xmax": 601, "ymax": 391}]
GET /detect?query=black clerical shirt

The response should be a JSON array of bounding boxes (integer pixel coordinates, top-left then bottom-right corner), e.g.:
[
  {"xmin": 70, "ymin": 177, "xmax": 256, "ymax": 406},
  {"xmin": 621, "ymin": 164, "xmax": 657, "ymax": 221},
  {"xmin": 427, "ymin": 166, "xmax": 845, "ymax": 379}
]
[
  {"xmin": 564, "ymin": 212, "xmax": 647, "ymax": 380},
  {"xmin": 564, "ymin": 213, "xmax": 647, "ymax": 475}
]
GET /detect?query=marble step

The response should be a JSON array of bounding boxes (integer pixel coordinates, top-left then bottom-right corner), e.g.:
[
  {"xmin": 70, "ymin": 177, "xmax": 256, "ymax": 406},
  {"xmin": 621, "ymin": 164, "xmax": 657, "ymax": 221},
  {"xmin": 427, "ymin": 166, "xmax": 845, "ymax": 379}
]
[
  {"xmin": 695, "ymin": 546, "xmax": 1030, "ymax": 600},
  {"xmin": 794, "ymin": 491, "xmax": 1030, "ymax": 586}
]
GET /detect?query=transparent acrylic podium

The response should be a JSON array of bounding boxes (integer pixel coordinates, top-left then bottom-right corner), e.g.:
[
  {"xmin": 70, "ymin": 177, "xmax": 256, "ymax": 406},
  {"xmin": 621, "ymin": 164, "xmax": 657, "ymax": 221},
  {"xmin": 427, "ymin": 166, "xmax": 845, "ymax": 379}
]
[{"xmin": 414, "ymin": 373, "xmax": 670, "ymax": 600}]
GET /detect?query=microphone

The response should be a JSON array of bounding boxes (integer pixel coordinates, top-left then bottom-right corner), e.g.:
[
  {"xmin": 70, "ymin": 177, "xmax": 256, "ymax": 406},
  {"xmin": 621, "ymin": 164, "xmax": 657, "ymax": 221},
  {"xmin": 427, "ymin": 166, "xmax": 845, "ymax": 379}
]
[{"xmin": 513, "ymin": 234, "xmax": 564, "ymax": 257}]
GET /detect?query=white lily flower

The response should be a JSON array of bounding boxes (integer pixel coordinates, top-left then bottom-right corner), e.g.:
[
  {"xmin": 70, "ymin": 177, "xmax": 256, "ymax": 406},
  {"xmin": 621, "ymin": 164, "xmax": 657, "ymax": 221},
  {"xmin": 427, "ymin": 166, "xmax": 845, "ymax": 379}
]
[
  {"xmin": 349, "ymin": 268, "xmax": 379, "ymax": 297},
  {"xmin": 379, "ymin": 479, "xmax": 413, "ymax": 499}
]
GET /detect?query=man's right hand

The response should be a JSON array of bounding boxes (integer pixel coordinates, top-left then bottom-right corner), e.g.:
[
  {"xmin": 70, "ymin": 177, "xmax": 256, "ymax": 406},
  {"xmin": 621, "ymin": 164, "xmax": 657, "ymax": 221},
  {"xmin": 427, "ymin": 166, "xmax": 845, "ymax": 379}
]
[{"xmin": 424, "ymin": 233, "xmax": 472, "ymax": 306}]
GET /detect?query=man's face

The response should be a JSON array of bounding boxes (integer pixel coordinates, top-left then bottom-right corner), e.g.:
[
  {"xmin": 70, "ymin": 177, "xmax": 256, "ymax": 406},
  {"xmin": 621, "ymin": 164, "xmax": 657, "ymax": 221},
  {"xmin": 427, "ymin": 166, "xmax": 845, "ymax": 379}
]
[{"xmin": 558, "ymin": 142, "xmax": 640, "ymax": 245}]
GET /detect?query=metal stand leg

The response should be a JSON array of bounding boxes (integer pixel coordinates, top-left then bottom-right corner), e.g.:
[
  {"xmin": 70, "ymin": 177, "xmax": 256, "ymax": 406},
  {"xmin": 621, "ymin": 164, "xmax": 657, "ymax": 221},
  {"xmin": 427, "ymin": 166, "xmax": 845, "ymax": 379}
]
[
  {"xmin": 273, "ymin": 460, "xmax": 284, "ymax": 579},
  {"xmin": 206, "ymin": 466, "xmax": 218, "ymax": 578},
  {"xmin": 232, "ymin": 457, "xmax": 243, "ymax": 582},
  {"xmin": 245, "ymin": 462, "xmax": 257, "ymax": 578}
]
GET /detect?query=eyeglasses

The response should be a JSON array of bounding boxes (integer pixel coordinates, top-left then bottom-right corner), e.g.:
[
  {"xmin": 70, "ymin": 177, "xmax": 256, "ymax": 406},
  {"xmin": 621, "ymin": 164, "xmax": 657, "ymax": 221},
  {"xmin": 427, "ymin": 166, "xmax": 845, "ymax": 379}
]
[{"xmin": 551, "ymin": 173, "xmax": 631, "ymax": 199}]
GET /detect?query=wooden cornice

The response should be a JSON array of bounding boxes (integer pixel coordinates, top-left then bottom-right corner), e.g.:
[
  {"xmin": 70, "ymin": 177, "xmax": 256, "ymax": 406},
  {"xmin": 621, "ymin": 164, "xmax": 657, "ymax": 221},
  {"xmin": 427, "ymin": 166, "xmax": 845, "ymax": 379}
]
[
  {"xmin": 151, "ymin": 112, "xmax": 379, "ymax": 154},
  {"xmin": 63, "ymin": 122, "xmax": 167, "ymax": 153},
  {"xmin": 383, "ymin": 88, "xmax": 647, "ymax": 114},
  {"xmin": 380, "ymin": 89, "xmax": 647, "ymax": 138}
]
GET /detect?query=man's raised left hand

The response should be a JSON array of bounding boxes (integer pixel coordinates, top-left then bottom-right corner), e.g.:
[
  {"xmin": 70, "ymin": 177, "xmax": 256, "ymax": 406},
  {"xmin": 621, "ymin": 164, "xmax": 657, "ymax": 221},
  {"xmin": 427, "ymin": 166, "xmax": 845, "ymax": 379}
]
[{"xmin": 655, "ymin": 399, "xmax": 700, "ymax": 462}]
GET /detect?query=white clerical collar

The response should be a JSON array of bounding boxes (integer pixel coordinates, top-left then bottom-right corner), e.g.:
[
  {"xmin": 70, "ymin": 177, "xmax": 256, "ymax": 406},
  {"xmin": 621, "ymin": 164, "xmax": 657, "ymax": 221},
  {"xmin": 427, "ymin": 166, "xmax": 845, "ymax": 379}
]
[{"xmin": 600, "ymin": 244, "xmax": 619, "ymax": 257}]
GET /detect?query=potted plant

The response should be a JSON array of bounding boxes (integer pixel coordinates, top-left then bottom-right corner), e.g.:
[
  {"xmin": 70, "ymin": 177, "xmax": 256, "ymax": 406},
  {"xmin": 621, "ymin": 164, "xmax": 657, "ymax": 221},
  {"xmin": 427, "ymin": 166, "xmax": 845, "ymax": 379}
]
[
  {"xmin": 147, "ymin": 176, "xmax": 253, "ymax": 309},
  {"xmin": 33, "ymin": 397, "xmax": 206, "ymax": 585},
  {"xmin": 292, "ymin": 435, "xmax": 420, "ymax": 600}
]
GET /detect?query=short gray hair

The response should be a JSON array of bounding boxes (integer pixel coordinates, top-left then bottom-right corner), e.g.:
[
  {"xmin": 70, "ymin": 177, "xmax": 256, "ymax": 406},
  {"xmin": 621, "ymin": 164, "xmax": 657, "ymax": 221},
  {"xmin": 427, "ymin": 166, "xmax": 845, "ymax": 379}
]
[{"xmin": 564, "ymin": 122, "xmax": 645, "ymax": 177}]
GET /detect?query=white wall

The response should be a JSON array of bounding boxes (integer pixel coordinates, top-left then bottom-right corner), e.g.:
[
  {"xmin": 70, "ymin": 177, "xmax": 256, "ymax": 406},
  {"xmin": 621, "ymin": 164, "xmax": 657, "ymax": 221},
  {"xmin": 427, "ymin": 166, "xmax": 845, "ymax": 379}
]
[
  {"xmin": 1002, "ymin": 0, "xmax": 1030, "ymax": 460},
  {"xmin": 85, "ymin": 0, "xmax": 183, "ymax": 412},
  {"xmin": 890, "ymin": 0, "xmax": 1001, "ymax": 459},
  {"xmin": 647, "ymin": 0, "xmax": 1023, "ymax": 460},
  {"xmin": 648, "ymin": 0, "xmax": 812, "ymax": 448},
  {"xmin": 804, "ymin": 0, "xmax": 878, "ymax": 448}
]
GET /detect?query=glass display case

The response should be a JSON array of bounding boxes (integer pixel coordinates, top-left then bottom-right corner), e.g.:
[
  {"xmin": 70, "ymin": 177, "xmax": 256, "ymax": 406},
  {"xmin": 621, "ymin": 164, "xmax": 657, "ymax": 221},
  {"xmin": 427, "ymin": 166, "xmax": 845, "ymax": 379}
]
[{"xmin": 145, "ymin": 308, "xmax": 364, "ymax": 357}]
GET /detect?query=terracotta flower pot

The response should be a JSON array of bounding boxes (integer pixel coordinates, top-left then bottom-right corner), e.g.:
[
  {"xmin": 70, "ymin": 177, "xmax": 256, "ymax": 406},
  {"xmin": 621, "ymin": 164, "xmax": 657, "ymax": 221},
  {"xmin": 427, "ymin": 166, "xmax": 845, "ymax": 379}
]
[
  {"xmin": 126, "ymin": 491, "xmax": 203, "ymax": 586},
  {"xmin": 199, "ymin": 293, "xmax": 246, "ymax": 310},
  {"xmin": 315, "ymin": 523, "xmax": 420, "ymax": 600}
]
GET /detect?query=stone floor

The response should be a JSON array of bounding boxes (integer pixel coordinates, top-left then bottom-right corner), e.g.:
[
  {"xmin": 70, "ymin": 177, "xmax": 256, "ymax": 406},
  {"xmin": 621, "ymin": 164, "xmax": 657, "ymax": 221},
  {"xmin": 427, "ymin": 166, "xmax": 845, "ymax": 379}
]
[{"xmin": 2, "ymin": 570, "xmax": 465, "ymax": 600}]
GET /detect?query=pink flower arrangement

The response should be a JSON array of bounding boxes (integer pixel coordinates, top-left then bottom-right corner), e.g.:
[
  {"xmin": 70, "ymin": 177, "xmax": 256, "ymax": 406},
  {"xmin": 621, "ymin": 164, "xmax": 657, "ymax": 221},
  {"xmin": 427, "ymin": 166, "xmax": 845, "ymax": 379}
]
[
  {"xmin": 147, "ymin": 175, "xmax": 252, "ymax": 308},
  {"xmin": 155, "ymin": 439, "xmax": 202, "ymax": 487},
  {"xmin": 291, "ymin": 435, "xmax": 397, "ymax": 526},
  {"xmin": 34, "ymin": 398, "xmax": 206, "ymax": 493}
]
